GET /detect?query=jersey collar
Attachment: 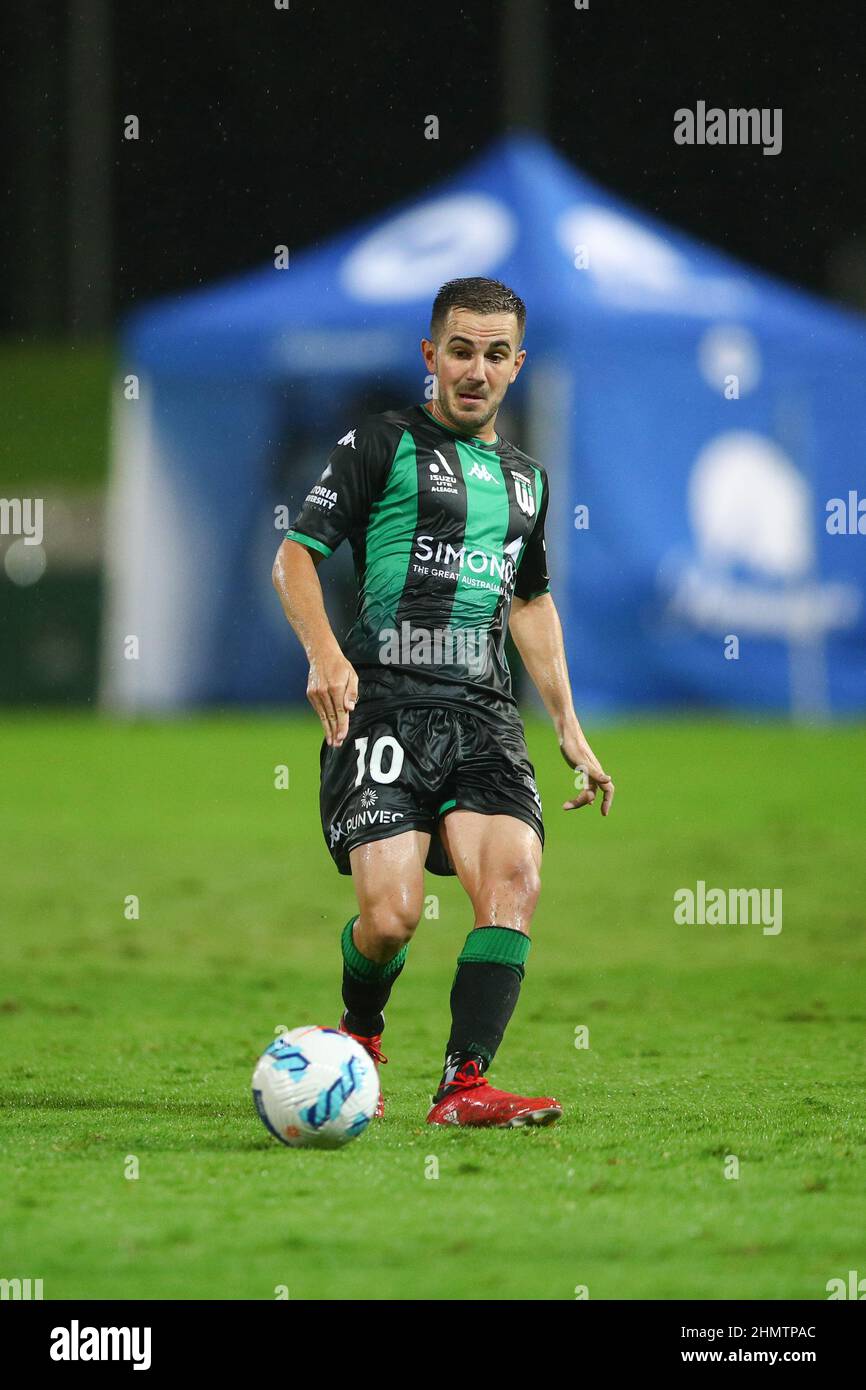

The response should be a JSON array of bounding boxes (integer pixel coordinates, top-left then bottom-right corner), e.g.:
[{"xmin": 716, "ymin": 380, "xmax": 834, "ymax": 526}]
[{"xmin": 419, "ymin": 402, "xmax": 500, "ymax": 450}]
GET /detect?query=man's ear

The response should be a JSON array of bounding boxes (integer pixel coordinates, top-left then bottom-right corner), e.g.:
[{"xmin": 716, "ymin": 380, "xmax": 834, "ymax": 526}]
[{"xmin": 510, "ymin": 348, "xmax": 527, "ymax": 383}]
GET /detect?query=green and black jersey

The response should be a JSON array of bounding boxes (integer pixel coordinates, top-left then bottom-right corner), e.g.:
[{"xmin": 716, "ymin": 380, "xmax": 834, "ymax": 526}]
[{"xmin": 286, "ymin": 402, "xmax": 550, "ymax": 718}]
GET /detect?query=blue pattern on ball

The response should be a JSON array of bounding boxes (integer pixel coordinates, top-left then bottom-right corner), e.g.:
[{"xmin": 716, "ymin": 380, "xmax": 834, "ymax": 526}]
[
  {"xmin": 302, "ymin": 1055, "xmax": 367, "ymax": 1129},
  {"xmin": 266, "ymin": 1039, "xmax": 311, "ymax": 1078}
]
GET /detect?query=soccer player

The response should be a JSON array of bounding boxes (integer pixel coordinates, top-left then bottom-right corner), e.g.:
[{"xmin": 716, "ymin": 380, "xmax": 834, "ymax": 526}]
[{"xmin": 272, "ymin": 277, "xmax": 614, "ymax": 1127}]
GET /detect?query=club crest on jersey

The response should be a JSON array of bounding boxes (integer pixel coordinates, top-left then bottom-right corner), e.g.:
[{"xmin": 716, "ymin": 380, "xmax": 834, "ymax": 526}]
[
  {"xmin": 467, "ymin": 461, "xmax": 499, "ymax": 484},
  {"xmin": 337, "ymin": 429, "xmax": 356, "ymax": 449},
  {"xmin": 510, "ymin": 470, "xmax": 536, "ymax": 516}
]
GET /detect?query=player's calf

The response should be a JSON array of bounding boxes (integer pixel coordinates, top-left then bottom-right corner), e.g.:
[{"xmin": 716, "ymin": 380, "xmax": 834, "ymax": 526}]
[
  {"xmin": 338, "ymin": 908, "xmax": 416, "ymax": 1118},
  {"xmin": 340, "ymin": 913, "xmax": 411, "ymax": 1035}
]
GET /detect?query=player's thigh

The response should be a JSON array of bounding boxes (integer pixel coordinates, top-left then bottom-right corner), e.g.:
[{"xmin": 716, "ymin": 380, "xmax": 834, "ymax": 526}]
[
  {"xmin": 350, "ymin": 827, "xmax": 431, "ymax": 940},
  {"xmin": 438, "ymin": 811, "xmax": 542, "ymax": 929}
]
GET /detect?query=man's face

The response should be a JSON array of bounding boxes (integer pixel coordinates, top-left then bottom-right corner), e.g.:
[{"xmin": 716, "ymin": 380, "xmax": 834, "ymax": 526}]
[{"xmin": 421, "ymin": 308, "xmax": 526, "ymax": 436}]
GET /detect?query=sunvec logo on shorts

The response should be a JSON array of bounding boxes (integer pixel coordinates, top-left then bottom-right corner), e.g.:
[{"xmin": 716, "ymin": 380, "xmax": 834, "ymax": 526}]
[
  {"xmin": 49, "ymin": 1320, "xmax": 152, "ymax": 1370},
  {"xmin": 329, "ymin": 807, "xmax": 404, "ymax": 848},
  {"xmin": 378, "ymin": 621, "xmax": 488, "ymax": 675}
]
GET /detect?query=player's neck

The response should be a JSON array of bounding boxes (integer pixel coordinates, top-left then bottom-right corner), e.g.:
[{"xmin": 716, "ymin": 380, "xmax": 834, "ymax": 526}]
[{"xmin": 422, "ymin": 399, "xmax": 498, "ymax": 444}]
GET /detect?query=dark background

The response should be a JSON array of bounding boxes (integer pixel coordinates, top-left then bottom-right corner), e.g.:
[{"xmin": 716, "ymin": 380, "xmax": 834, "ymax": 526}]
[{"xmin": 3, "ymin": 0, "xmax": 865, "ymax": 336}]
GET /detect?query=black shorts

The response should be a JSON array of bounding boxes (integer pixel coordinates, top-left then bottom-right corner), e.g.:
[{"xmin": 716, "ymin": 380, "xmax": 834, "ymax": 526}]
[{"xmin": 320, "ymin": 702, "xmax": 544, "ymax": 876}]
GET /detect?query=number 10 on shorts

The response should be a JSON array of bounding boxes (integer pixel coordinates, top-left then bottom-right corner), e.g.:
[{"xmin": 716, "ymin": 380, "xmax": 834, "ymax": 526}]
[{"xmin": 353, "ymin": 735, "xmax": 405, "ymax": 786}]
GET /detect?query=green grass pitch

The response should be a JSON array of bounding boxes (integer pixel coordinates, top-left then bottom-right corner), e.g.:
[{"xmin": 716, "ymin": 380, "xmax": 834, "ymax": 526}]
[{"xmin": 1, "ymin": 713, "xmax": 864, "ymax": 1301}]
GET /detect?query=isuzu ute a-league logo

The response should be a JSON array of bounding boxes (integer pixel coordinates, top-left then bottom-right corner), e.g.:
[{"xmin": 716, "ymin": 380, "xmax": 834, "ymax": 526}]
[{"xmin": 429, "ymin": 450, "xmax": 459, "ymax": 495}]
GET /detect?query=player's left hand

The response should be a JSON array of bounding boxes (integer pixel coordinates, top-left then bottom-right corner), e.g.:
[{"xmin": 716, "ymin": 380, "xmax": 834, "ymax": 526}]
[{"xmin": 559, "ymin": 732, "xmax": 615, "ymax": 816}]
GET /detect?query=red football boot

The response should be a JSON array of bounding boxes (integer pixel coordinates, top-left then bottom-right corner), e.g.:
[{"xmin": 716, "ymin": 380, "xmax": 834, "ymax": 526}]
[
  {"xmin": 426, "ymin": 1059, "xmax": 562, "ymax": 1128},
  {"xmin": 338, "ymin": 1014, "xmax": 388, "ymax": 1118}
]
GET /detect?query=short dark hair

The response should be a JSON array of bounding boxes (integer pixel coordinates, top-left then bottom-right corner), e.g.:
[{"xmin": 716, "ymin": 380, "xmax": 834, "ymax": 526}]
[{"xmin": 430, "ymin": 277, "xmax": 526, "ymax": 347}]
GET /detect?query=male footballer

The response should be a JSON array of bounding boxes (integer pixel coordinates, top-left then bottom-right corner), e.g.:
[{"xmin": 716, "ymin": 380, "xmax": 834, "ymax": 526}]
[{"xmin": 273, "ymin": 277, "xmax": 614, "ymax": 1127}]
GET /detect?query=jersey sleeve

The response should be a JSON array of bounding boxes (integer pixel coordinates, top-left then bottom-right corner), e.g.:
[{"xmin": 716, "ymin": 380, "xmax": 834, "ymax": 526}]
[
  {"xmin": 514, "ymin": 471, "xmax": 551, "ymax": 600},
  {"xmin": 285, "ymin": 418, "xmax": 397, "ymax": 558}
]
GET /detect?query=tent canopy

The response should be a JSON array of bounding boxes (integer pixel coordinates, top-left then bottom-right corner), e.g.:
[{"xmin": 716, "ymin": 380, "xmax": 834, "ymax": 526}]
[
  {"xmin": 104, "ymin": 133, "xmax": 866, "ymax": 717},
  {"xmin": 126, "ymin": 131, "xmax": 866, "ymax": 380}
]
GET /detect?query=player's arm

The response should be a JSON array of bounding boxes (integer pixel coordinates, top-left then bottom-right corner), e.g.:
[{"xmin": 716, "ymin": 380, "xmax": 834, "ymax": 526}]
[
  {"xmin": 272, "ymin": 538, "xmax": 357, "ymax": 748},
  {"xmin": 509, "ymin": 593, "xmax": 614, "ymax": 816},
  {"xmin": 508, "ymin": 471, "xmax": 614, "ymax": 816},
  {"xmin": 273, "ymin": 419, "xmax": 394, "ymax": 746}
]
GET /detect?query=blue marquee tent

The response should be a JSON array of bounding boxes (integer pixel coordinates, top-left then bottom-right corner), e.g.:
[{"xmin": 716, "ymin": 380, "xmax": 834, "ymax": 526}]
[{"xmin": 102, "ymin": 133, "xmax": 866, "ymax": 715}]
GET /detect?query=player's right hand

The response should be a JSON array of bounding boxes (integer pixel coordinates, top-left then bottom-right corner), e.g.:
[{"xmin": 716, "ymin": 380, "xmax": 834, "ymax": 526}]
[
  {"xmin": 559, "ymin": 731, "xmax": 615, "ymax": 816},
  {"xmin": 306, "ymin": 647, "xmax": 358, "ymax": 747}
]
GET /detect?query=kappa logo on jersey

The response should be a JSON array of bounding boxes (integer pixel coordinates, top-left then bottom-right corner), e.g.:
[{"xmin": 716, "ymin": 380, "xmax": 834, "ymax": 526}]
[
  {"xmin": 511, "ymin": 470, "xmax": 536, "ymax": 517},
  {"xmin": 337, "ymin": 429, "xmax": 356, "ymax": 449},
  {"xmin": 467, "ymin": 461, "xmax": 500, "ymax": 484}
]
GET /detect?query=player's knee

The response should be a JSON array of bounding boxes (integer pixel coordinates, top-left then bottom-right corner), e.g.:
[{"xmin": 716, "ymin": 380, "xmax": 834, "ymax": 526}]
[
  {"xmin": 477, "ymin": 855, "xmax": 541, "ymax": 917},
  {"xmin": 361, "ymin": 900, "xmax": 421, "ymax": 953}
]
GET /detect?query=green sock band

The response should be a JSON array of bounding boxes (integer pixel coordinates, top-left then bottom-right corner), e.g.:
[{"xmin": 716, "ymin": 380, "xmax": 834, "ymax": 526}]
[
  {"xmin": 341, "ymin": 915, "xmax": 408, "ymax": 983},
  {"xmin": 456, "ymin": 925, "xmax": 531, "ymax": 980}
]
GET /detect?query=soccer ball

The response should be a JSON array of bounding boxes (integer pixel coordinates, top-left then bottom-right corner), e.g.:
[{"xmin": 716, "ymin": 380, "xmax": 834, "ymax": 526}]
[{"xmin": 252, "ymin": 1026, "xmax": 379, "ymax": 1149}]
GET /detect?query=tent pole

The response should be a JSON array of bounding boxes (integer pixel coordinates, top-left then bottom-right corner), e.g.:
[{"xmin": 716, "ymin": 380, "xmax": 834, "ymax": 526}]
[
  {"xmin": 775, "ymin": 384, "xmax": 831, "ymax": 723},
  {"xmin": 100, "ymin": 373, "xmax": 151, "ymax": 714},
  {"xmin": 501, "ymin": 0, "xmax": 549, "ymax": 135},
  {"xmin": 67, "ymin": 0, "xmax": 112, "ymax": 336}
]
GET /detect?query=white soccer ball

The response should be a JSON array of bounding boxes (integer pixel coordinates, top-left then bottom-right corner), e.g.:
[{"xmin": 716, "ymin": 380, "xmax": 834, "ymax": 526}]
[{"xmin": 252, "ymin": 1025, "xmax": 379, "ymax": 1149}]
